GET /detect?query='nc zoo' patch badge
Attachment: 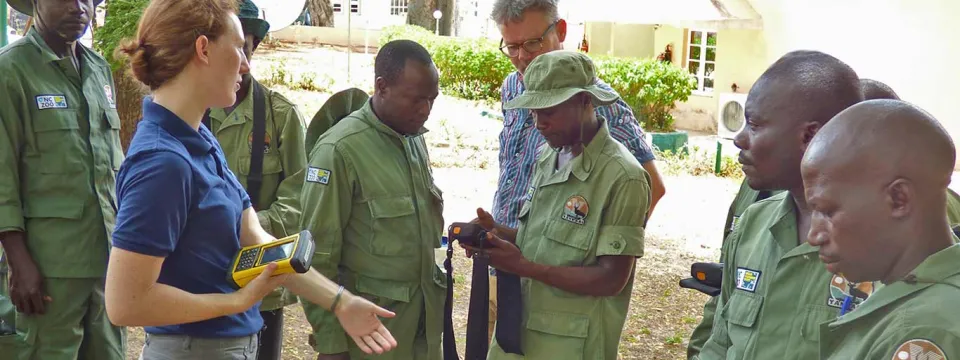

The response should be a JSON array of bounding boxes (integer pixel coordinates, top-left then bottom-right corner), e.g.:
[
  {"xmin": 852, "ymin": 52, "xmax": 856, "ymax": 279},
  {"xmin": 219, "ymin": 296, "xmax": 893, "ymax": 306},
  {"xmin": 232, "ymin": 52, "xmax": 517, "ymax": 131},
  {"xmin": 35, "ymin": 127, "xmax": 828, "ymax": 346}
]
[
  {"xmin": 306, "ymin": 167, "xmax": 331, "ymax": 185},
  {"xmin": 735, "ymin": 267, "xmax": 761, "ymax": 292},
  {"xmin": 35, "ymin": 95, "xmax": 68, "ymax": 110}
]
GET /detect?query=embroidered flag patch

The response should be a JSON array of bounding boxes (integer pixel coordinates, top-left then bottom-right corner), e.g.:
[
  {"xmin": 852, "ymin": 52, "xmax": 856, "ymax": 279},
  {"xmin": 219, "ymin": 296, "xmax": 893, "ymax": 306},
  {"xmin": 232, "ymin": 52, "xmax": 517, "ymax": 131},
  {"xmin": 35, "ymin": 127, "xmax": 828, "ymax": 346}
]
[
  {"xmin": 735, "ymin": 267, "xmax": 761, "ymax": 292},
  {"xmin": 36, "ymin": 95, "xmax": 68, "ymax": 110},
  {"xmin": 306, "ymin": 167, "xmax": 331, "ymax": 185}
]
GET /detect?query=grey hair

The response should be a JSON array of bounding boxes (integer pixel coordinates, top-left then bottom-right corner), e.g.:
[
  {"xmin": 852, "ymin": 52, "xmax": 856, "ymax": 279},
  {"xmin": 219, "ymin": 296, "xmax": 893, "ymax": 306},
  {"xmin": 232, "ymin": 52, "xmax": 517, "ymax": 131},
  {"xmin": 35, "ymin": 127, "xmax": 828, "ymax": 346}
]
[{"xmin": 490, "ymin": 0, "xmax": 560, "ymax": 25}]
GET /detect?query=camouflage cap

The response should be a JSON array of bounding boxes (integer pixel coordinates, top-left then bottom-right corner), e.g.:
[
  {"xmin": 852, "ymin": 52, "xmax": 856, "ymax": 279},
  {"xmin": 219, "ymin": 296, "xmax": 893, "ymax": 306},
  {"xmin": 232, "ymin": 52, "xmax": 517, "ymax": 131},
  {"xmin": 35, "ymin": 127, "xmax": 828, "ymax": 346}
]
[{"xmin": 503, "ymin": 50, "xmax": 619, "ymax": 110}]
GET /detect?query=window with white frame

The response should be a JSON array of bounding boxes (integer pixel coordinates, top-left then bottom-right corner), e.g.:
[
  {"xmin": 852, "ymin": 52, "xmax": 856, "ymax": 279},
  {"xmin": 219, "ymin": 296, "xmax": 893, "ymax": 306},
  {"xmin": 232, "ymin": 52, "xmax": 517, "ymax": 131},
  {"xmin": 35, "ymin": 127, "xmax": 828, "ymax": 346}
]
[
  {"xmin": 686, "ymin": 30, "xmax": 716, "ymax": 93},
  {"xmin": 332, "ymin": 0, "xmax": 360, "ymax": 14},
  {"xmin": 390, "ymin": 0, "xmax": 408, "ymax": 16}
]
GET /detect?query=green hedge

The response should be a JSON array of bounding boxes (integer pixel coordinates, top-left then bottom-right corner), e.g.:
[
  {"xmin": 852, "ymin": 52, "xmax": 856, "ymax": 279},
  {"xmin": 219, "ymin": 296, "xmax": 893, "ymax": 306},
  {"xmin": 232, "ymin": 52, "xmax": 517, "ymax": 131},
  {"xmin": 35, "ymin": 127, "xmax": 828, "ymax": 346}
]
[
  {"xmin": 379, "ymin": 25, "xmax": 696, "ymax": 132},
  {"xmin": 93, "ymin": 0, "xmax": 150, "ymax": 73}
]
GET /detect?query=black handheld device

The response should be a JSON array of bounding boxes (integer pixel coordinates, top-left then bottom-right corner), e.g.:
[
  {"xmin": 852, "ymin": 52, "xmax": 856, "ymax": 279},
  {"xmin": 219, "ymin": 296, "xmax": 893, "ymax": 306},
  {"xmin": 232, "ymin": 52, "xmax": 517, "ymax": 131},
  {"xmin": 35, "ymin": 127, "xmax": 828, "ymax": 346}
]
[{"xmin": 679, "ymin": 262, "xmax": 724, "ymax": 297}]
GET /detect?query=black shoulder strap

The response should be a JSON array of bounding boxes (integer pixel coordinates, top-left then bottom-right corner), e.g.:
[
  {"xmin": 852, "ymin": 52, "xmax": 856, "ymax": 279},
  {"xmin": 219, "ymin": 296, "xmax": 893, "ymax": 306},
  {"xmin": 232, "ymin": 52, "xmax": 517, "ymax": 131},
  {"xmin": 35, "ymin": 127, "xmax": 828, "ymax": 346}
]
[
  {"xmin": 202, "ymin": 109, "xmax": 212, "ymax": 131},
  {"xmin": 248, "ymin": 81, "xmax": 267, "ymax": 210}
]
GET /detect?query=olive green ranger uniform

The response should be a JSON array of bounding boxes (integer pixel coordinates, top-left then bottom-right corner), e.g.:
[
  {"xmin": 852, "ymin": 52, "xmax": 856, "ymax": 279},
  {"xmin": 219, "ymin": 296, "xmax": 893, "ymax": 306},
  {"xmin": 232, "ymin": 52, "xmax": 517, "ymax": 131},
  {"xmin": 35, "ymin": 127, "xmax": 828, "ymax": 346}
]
[
  {"xmin": 487, "ymin": 119, "xmax": 650, "ymax": 360},
  {"xmin": 686, "ymin": 180, "xmax": 779, "ymax": 358},
  {"xmin": 0, "ymin": 28, "xmax": 125, "ymax": 359},
  {"xmin": 206, "ymin": 81, "xmax": 307, "ymax": 310},
  {"xmin": 688, "ymin": 183, "xmax": 960, "ymax": 359},
  {"xmin": 820, "ymin": 243, "xmax": 960, "ymax": 360},
  {"xmin": 300, "ymin": 101, "xmax": 447, "ymax": 359}
]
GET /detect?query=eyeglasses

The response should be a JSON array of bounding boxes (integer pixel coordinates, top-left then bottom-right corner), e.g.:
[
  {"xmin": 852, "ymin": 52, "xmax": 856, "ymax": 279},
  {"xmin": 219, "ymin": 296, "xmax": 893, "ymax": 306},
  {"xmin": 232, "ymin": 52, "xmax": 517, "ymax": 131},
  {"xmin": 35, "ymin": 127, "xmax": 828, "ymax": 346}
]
[{"xmin": 499, "ymin": 21, "xmax": 559, "ymax": 58}]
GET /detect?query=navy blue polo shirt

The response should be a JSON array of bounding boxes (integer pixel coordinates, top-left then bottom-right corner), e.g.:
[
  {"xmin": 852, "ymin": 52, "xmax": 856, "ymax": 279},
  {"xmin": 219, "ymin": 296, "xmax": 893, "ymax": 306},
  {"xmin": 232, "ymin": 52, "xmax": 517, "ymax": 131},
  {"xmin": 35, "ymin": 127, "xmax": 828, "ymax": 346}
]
[{"xmin": 112, "ymin": 97, "xmax": 261, "ymax": 337}]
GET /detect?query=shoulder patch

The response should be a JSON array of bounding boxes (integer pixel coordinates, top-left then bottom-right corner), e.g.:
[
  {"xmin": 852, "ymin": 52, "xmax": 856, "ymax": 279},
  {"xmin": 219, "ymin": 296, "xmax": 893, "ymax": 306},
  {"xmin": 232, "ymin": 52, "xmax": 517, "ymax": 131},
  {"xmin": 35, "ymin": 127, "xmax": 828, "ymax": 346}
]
[
  {"xmin": 35, "ymin": 95, "xmax": 68, "ymax": 110},
  {"xmin": 735, "ymin": 267, "xmax": 761, "ymax": 292},
  {"xmin": 306, "ymin": 167, "xmax": 331, "ymax": 185},
  {"xmin": 561, "ymin": 195, "xmax": 589, "ymax": 225},
  {"xmin": 104, "ymin": 85, "xmax": 116, "ymax": 109},
  {"xmin": 892, "ymin": 339, "xmax": 946, "ymax": 360}
]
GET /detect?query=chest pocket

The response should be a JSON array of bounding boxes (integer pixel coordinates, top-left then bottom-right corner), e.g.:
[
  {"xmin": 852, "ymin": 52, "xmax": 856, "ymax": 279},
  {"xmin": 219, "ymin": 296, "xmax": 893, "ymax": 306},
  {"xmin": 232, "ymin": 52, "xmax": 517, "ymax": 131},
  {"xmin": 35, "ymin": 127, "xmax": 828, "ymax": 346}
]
[
  {"xmin": 103, "ymin": 110, "xmax": 123, "ymax": 170},
  {"xmin": 799, "ymin": 305, "xmax": 836, "ymax": 342},
  {"xmin": 537, "ymin": 218, "xmax": 594, "ymax": 267},
  {"xmin": 719, "ymin": 290, "xmax": 764, "ymax": 353},
  {"xmin": 238, "ymin": 154, "xmax": 283, "ymax": 176},
  {"xmin": 367, "ymin": 196, "xmax": 417, "ymax": 256},
  {"xmin": 31, "ymin": 109, "xmax": 86, "ymax": 174}
]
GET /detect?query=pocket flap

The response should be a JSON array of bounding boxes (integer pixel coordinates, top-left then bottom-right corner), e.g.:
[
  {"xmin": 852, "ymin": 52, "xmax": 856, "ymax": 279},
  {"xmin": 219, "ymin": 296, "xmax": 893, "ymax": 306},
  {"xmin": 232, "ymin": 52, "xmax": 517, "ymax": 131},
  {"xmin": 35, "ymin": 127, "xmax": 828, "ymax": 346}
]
[
  {"xmin": 369, "ymin": 196, "xmax": 415, "ymax": 219},
  {"xmin": 104, "ymin": 110, "xmax": 121, "ymax": 130},
  {"xmin": 33, "ymin": 113, "xmax": 79, "ymax": 132},
  {"xmin": 23, "ymin": 197, "xmax": 83, "ymax": 219},
  {"xmin": 526, "ymin": 311, "xmax": 589, "ymax": 338},
  {"xmin": 542, "ymin": 219, "xmax": 594, "ymax": 251},
  {"xmin": 239, "ymin": 154, "xmax": 283, "ymax": 175},
  {"xmin": 723, "ymin": 291, "xmax": 764, "ymax": 328},
  {"xmin": 355, "ymin": 275, "xmax": 414, "ymax": 303}
]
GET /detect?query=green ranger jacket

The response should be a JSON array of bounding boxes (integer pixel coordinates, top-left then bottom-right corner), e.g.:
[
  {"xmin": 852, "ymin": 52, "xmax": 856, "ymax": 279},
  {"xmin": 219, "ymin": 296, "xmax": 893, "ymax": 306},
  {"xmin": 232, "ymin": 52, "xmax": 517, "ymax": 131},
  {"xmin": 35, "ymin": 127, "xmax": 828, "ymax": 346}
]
[
  {"xmin": 687, "ymin": 180, "xmax": 779, "ymax": 358},
  {"xmin": 206, "ymin": 80, "xmax": 307, "ymax": 311},
  {"xmin": 487, "ymin": 120, "xmax": 650, "ymax": 360},
  {"xmin": 299, "ymin": 101, "xmax": 446, "ymax": 358},
  {"xmin": 688, "ymin": 183, "xmax": 960, "ymax": 359},
  {"xmin": 0, "ymin": 28, "xmax": 124, "ymax": 278},
  {"xmin": 820, "ymin": 243, "xmax": 960, "ymax": 359}
]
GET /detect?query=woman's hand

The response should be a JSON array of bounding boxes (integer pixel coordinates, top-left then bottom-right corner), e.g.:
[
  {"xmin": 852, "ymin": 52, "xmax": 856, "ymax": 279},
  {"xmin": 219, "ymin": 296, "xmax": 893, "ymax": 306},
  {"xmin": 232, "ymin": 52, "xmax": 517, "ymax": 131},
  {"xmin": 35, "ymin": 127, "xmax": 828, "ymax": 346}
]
[
  {"xmin": 334, "ymin": 292, "xmax": 398, "ymax": 354},
  {"xmin": 231, "ymin": 263, "xmax": 291, "ymax": 312}
]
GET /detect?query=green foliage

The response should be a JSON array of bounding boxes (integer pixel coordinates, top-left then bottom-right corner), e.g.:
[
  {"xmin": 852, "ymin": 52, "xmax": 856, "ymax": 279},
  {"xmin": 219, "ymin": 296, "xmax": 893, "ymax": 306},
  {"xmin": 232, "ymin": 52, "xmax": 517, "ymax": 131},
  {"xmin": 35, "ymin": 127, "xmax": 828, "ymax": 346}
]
[
  {"xmin": 380, "ymin": 25, "xmax": 696, "ymax": 132},
  {"xmin": 594, "ymin": 56, "xmax": 697, "ymax": 133},
  {"xmin": 656, "ymin": 145, "xmax": 743, "ymax": 179},
  {"xmin": 380, "ymin": 25, "xmax": 514, "ymax": 102},
  {"xmin": 94, "ymin": 0, "xmax": 150, "ymax": 73}
]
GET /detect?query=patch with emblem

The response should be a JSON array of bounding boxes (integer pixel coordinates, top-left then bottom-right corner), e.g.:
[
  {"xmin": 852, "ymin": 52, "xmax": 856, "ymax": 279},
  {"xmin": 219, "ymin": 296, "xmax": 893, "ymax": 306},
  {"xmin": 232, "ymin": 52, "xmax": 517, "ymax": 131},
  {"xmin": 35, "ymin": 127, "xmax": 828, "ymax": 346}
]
[
  {"xmin": 827, "ymin": 274, "xmax": 874, "ymax": 310},
  {"xmin": 730, "ymin": 216, "xmax": 741, "ymax": 231},
  {"xmin": 35, "ymin": 95, "xmax": 68, "ymax": 110},
  {"xmin": 891, "ymin": 339, "xmax": 947, "ymax": 360},
  {"xmin": 104, "ymin": 85, "xmax": 116, "ymax": 109},
  {"xmin": 248, "ymin": 131, "xmax": 271, "ymax": 154},
  {"xmin": 735, "ymin": 267, "xmax": 761, "ymax": 292},
  {"xmin": 561, "ymin": 195, "xmax": 589, "ymax": 225},
  {"xmin": 524, "ymin": 186, "xmax": 535, "ymax": 201},
  {"xmin": 306, "ymin": 167, "xmax": 331, "ymax": 185}
]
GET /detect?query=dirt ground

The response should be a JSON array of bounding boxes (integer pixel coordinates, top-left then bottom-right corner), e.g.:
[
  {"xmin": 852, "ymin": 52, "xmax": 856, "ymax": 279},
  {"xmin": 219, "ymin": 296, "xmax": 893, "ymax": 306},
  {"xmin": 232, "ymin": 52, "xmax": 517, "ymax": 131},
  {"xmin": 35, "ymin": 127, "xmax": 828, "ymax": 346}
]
[{"xmin": 122, "ymin": 44, "xmax": 739, "ymax": 359}]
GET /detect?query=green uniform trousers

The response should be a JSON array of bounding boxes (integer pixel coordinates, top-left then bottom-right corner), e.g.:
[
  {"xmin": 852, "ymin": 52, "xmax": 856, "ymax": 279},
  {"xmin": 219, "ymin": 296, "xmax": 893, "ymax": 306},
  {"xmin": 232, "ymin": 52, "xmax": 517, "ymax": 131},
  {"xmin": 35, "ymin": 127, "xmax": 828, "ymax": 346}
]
[{"xmin": 12, "ymin": 277, "xmax": 124, "ymax": 360}]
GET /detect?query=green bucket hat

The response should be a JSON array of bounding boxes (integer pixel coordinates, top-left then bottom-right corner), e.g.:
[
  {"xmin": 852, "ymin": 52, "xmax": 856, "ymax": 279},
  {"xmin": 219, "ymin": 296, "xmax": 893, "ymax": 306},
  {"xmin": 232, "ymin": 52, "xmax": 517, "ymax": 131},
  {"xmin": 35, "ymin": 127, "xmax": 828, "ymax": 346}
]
[
  {"xmin": 8, "ymin": 0, "xmax": 104, "ymax": 15},
  {"xmin": 503, "ymin": 50, "xmax": 619, "ymax": 110},
  {"xmin": 239, "ymin": 0, "xmax": 270, "ymax": 44},
  {"xmin": 306, "ymin": 88, "xmax": 370, "ymax": 152}
]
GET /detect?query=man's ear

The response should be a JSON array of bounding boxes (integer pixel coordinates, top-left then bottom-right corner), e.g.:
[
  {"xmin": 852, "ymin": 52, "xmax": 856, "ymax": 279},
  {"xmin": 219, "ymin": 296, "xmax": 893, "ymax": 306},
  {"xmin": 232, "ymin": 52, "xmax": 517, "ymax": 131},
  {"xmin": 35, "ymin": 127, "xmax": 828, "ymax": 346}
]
[
  {"xmin": 195, "ymin": 35, "xmax": 211, "ymax": 65},
  {"xmin": 374, "ymin": 76, "xmax": 387, "ymax": 96},
  {"xmin": 556, "ymin": 19, "xmax": 568, "ymax": 43},
  {"xmin": 800, "ymin": 121, "xmax": 822, "ymax": 153},
  {"xmin": 886, "ymin": 178, "xmax": 913, "ymax": 219}
]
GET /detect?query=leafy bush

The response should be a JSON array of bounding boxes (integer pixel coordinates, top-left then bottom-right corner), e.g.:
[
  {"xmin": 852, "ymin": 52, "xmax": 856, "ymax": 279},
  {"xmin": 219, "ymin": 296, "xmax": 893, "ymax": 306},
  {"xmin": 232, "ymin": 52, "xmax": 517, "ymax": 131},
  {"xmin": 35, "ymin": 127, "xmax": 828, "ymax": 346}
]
[
  {"xmin": 655, "ymin": 145, "xmax": 743, "ymax": 179},
  {"xmin": 93, "ymin": 0, "xmax": 150, "ymax": 73},
  {"xmin": 380, "ymin": 25, "xmax": 513, "ymax": 102},
  {"xmin": 384, "ymin": 25, "xmax": 697, "ymax": 133},
  {"xmin": 594, "ymin": 56, "xmax": 697, "ymax": 133}
]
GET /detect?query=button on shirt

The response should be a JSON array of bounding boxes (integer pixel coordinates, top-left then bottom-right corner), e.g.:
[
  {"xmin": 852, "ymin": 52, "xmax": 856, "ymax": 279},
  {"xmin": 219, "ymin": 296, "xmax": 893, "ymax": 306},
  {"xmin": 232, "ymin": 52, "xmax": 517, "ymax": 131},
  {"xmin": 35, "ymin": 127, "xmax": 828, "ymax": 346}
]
[
  {"xmin": 492, "ymin": 72, "xmax": 655, "ymax": 229},
  {"xmin": 112, "ymin": 98, "xmax": 260, "ymax": 338}
]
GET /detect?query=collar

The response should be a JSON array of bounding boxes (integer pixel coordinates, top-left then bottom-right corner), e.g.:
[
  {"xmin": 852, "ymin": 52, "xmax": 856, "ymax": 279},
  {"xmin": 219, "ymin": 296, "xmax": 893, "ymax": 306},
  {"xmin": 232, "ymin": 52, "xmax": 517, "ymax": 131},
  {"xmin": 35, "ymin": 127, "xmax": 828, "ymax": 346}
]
[
  {"xmin": 537, "ymin": 117, "xmax": 612, "ymax": 185},
  {"xmin": 359, "ymin": 99, "xmax": 429, "ymax": 138},
  {"xmin": 25, "ymin": 26, "xmax": 94, "ymax": 64},
  {"xmin": 829, "ymin": 243, "xmax": 960, "ymax": 327},
  {"xmin": 765, "ymin": 192, "xmax": 819, "ymax": 257},
  {"xmin": 142, "ymin": 97, "xmax": 217, "ymax": 156},
  {"xmin": 208, "ymin": 83, "xmax": 255, "ymax": 130}
]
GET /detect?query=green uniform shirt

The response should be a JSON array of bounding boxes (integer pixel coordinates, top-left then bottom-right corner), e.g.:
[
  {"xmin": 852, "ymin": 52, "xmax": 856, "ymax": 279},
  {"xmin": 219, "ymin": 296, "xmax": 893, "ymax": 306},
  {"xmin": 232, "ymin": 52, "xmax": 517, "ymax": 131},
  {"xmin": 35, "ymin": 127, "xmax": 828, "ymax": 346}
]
[
  {"xmin": 820, "ymin": 244, "xmax": 960, "ymax": 360},
  {"xmin": 207, "ymin": 80, "xmax": 307, "ymax": 310},
  {"xmin": 687, "ymin": 180, "xmax": 780, "ymax": 358},
  {"xmin": 698, "ymin": 192, "xmax": 874, "ymax": 360},
  {"xmin": 947, "ymin": 188, "xmax": 960, "ymax": 227},
  {"xmin": 0, "ymin": 28, "xmax": 124, "ymax": 278},
  {"xmin": 487, "ymin": 119, "xmax": 650, "ymax": 360},
  {"xmin": 300, "ymin": 101, "xmax": 446, "ymax": 358}
]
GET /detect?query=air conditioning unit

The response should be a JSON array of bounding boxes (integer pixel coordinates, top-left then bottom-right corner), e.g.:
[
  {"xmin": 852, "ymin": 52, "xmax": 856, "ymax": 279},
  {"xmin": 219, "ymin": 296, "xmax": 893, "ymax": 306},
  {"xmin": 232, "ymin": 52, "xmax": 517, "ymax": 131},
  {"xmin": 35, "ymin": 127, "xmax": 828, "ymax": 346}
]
[{"xmin": 717, "ymin": 93, "xmax": 748, "ymax": 139}]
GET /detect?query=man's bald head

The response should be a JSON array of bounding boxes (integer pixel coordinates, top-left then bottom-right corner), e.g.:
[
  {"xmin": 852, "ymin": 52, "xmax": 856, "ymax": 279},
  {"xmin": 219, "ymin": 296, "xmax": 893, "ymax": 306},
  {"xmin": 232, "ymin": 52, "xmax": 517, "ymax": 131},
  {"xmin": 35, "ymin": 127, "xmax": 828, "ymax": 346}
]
[
  {"xmin": 802, "ymin": 99, "xmax": 955, "ymax": 283},
  {"xmin": 735, "ymin": 50, "xmax": 863, "ymax": 191},
  {"xmin": 860, "ymin": 78, "xmax": 900, "ymax": 100}
]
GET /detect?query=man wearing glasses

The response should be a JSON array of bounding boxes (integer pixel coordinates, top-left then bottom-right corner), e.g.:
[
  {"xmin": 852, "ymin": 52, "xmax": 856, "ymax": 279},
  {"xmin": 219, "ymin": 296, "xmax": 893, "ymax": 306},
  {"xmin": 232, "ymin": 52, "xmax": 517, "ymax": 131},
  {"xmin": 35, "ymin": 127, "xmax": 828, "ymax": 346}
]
[{"xmin": 481, "ymin": 0, "xmax": 666, "ymax": 344}]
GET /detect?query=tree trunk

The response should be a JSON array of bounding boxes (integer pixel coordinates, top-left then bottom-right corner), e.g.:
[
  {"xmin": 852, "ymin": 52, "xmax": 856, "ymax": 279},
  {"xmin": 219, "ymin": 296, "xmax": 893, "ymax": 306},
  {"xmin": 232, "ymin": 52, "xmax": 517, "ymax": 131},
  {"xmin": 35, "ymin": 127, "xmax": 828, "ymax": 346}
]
[
  {"xmin": 307, "ymin": 0, "xmax": 334, "ymax": 27},
  {"xmin": 407, "ymin": 0, "xmax": 455, "ymax": 36},
  {"xmin": 114, "ymin": 69, "xmax": 148, "ymax": 153}
]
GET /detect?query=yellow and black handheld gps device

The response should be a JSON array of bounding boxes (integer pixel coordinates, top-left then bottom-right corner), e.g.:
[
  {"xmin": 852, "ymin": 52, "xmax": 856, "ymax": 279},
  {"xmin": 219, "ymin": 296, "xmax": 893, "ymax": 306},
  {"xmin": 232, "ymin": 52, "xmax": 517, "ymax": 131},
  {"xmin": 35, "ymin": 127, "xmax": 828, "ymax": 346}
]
[{"xmin": 228, "ymin": 230, "xmax": 316, "ymax": 289}]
